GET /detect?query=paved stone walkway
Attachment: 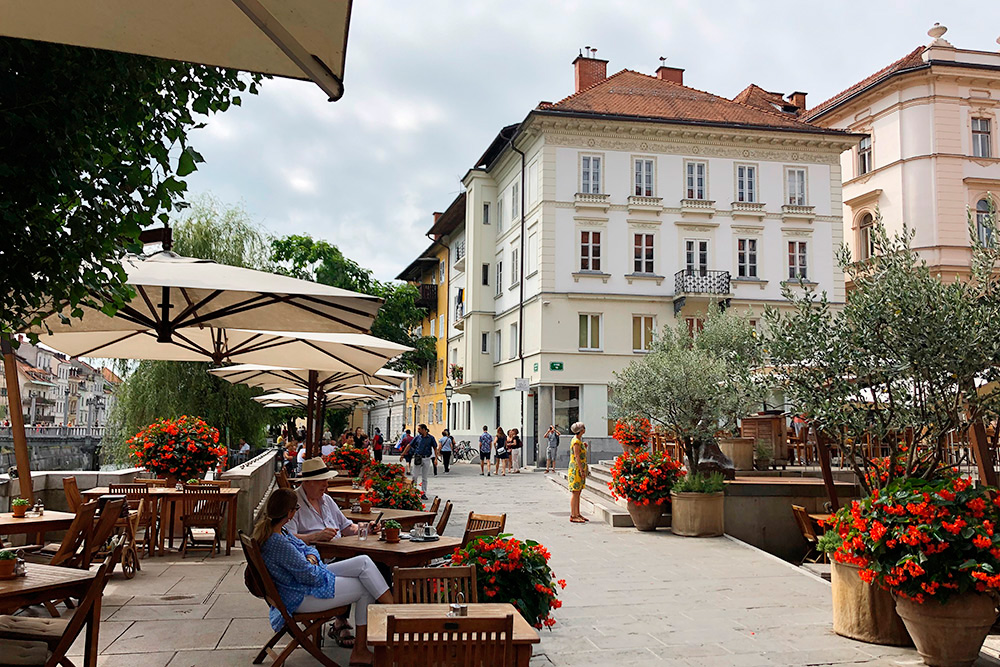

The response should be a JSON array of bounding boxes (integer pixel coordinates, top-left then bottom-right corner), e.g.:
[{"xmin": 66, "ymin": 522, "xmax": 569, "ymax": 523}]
[{"xmin": 50, "ymin": 459, "xmax": 1000, "ymax": 665}]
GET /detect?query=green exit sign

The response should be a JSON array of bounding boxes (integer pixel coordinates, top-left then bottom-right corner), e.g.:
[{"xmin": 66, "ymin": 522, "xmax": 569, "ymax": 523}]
[{"xmin": 549, "ymin": 362, "xmax": 564, "ymax": 371}]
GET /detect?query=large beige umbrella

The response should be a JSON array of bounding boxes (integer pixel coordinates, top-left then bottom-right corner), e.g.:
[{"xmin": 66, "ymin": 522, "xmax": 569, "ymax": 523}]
[
  {"xmin": 208, "ymin": 364, "xmax": 407, "ymax": 393},
  {"xmin": 0, "ymin": 0, "xmax": 353, "ymax": 101}
]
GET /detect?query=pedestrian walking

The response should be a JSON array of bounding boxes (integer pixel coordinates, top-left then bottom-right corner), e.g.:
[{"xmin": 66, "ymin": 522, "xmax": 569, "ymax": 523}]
[
  {"xmin": 399, "ymin": 423, "xmax": 437, "ymax": 500},
  {"xmin": 371, "ymin": 428, "xmax": 384, "ymax": 463},
  {"xmin": 353, "ymin": 427, "xmax": 368, "ymax": 449},
  {"xmin": 508, "ymin": 428, "xmax": 522, "ymax": 473},
  {"xmin": 399, "ymin": 429, "xmax": 414, "ymax": 475},
  {"xmin": 544, "ymin": 425, "xmax": 561, "ymax": 472},
  {"xmin": 478, "ymin": 426, "xmax": 493, "ymax": 476},
  {"xmin": 438, "ymin": 429, "xmax": 454, "ymax": 473},
  {"xmin": 568, "ymin": 422, "xmax": 589, "ymax": 523},
  {"xmin": 494, "ymin": 427, "xmax": 509, "ymax": 476}
]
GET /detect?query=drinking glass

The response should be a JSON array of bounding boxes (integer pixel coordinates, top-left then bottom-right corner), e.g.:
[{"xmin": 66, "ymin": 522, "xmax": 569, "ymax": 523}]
[{"xmin": 358, "ymin": 523, "xmax": 369, "ymax": 541}]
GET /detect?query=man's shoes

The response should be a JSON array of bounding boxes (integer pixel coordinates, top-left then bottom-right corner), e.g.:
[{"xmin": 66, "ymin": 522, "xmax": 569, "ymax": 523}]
[{"xmin": 420, "ymin": 493, "xmax": 428, "ymax": 500}]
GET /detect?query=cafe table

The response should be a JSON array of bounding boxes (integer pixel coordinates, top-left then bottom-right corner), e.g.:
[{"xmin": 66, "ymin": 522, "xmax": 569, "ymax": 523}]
[
  {"xmin": 314, "ymin": 534, "xmax": 462, "ymax": 569},
  {"xmin": 0, "ymin": 510, "xmax": 76, "ymax": 544},
  {"xmin": 367, "ymin": 603, "xmax": 540, "ymax": 667},
  {"xmin": 0, "ymin": 563, "xmax": 100, "ymax": 667},
  {"xmin": 341, "ymin": 507, "xmax": 437, "ymax": 530},
  {"xmin": 82, "ymin": 486, "xmax": 241, "ymax": 556}
]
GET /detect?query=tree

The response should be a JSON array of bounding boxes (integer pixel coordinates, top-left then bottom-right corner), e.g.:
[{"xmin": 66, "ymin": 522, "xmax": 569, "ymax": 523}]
[
  {"xmin": 764, "ymin": 213, "xmax": 1000, "ymax": 492},
  {"xmin": 0, "ymin": 38, "xmax": 261, "ymax": 340},
  {"xmin": 610, "ymin": 308, "xmax": 765, "ymax": 472}
]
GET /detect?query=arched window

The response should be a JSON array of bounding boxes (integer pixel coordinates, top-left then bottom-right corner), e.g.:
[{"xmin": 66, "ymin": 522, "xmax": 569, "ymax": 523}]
[
  {"xmin": 976, "ymin": 198, "xmax": 995, "ymax": 246},
  {"xmin": 858, "ymin": 212, "xmax": 875, "ymax": 260}
]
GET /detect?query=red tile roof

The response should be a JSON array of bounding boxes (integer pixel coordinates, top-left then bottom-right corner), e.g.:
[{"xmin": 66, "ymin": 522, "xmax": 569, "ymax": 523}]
[
  {"xmin": 537, "ymin": 70, "xmax": 844, "ymax": 135},
  {"xmin": 731, "ymin": 84, "xmax": 800, "ymax": 115},
  {"xmin": 802, "ymin": 47, "xmax": 927, "ymax": 121}
]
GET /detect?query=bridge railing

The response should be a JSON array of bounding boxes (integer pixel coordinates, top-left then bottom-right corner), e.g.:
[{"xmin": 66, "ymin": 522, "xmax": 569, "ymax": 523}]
[{"xmin": 0, "ymin": 426, "xmax": 106, "ymax": 438}]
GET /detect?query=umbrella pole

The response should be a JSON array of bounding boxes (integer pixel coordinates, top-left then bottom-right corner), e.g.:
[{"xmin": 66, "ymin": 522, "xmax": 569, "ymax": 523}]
[
  {"xmin": 305, "ymin": 370, "xmax": 318, "ymax": 459},
  {"xmin": 1, "ymin": 337, "xmax": 34, "ymax": 503}
]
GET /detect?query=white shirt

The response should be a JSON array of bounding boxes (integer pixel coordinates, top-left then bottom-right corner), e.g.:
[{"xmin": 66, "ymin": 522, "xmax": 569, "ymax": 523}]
[
  {"xmin": 296, "ymin": 448, "xmax": 306, "ymax": 464},
  {"xmin": 321, "ymin": 443, "xmax": 335, "ymax": 457},
  {"xmin": 239, "ymin": 443, "xmax": 250, "ymax": 453},
  {"xmin": 286, "ymin": 485, "xmax": 352, "ymax": 538}
]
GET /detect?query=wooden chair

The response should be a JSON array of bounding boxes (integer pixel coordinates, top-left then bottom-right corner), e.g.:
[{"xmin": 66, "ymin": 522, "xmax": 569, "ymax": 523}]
[
  {"xmin": 110, "ymin": 483, "xmax": 157, "ymax": 558},
  {"xmin": 428, "ymin": 496, "xmax": 441, "ymax": 516},
  {"xmin": 239, "ymin": 532, "xmax": 348, "ymax": 667},
  {"xmin": 180, "ymin": 485, "xmax": 225, "ymax": 557},
  {"xmin": 0, "ymin": 540, "xmax": 122, "ymax": 667},
  {"xmin": 791, "ymin": 505, "xmax": 824, "ymax": 565},
  {"xmin": 435, "ymin": 501, "xmax": 453, "ymax": 535},
  {"xmin": 62, "ymin": 476, "xmax": 83, "ymax": 513},
  {"xmin": 84, "ymin": 499, "xmax": 125, "ymax": 570},
  {"xmin": 275, "ymin": 468, "xmax": 291, "ymax": 490},
  {"xmin": 133, "ymin": 477, "xmax": 170, "ymax": 487},
  {"xmin": 0, "ymin": 640, "xmax": 51, "ymax": 666},
  {"xmin": 461, "ymin": 527, "xmax": 501, "ymax": 548},
  {"xmin": 22, "ymin": 500, "xmax": 99, "ymax": 570},
  {"xmin": 198, "ymin": 479, "xmax": 232, "ymax": 488},
  {"xmin": 465, "ymin": 512, "xmax": 505, "ymax": 533},
  {"xmin": 392, "ymin": 565, "xmax": 478, "ymax": 604},
  {"xmin": 383, "ymin": 613, "xmax": 514, "ymax": 667}
]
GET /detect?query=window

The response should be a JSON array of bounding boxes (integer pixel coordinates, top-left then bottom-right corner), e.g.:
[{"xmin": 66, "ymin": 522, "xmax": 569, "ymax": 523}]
[
  {"xmin": 633, "ymin": 233, "xmax": 654, "ymax": 273},
  {"xmin": 578, "ymin": 313, "xmax": 602, "ymax": 351},
  {"xmin": 439, "ymin": 260, "xmax": 445, "ymax": 282},
  {"xmin": 497, "ymin": 198, "xmax": 504, "ymax": 233},
  {"xmin": 973, "ymin": 118, "xmax": 992, "ymax": 158},
  {"xmin": 436, "ymin": 401, "xmax": 443, "ymax": 423},
  {"xmin": 685, "ymin": 239, "xmax": 709, "ymax": 276},
  {"xmin": 481, "ymin": 332, "xmax": 489, "ymax": 354},
  {"xmin": 736, "ymin": 164, "xmax": 756, "ymax": 203},
  {"xmin": 685, "ymin": 161, "xmax": 707, "ymax": 199},
  {"xmin": 858, "ymin": 213, "xmax": 875, "ymax": 260},
  {"xmin": 634, "ymin": 158, "xmax": 654, "ymax": 196},
  {"xmin": 428, "ymin": 361, "xmax": 436, "ymax": 384},
  {"xmin": 439, "ymin": 315, "xmax": 445, "ymax": 337},
  {"xmin": 482, "ymin": 202, "xmax": 490, "ymax": 225},
  {"xmin": 737, "ymin": 238, "xmax": 758, "ymax": 278},
  {"xmin": 554, "ymin": 386, "xmax": 580, "ymax": 434},
  {"xmin": 977, "ymin": 198, "xmax": 995, "ymax": 245},
  {"xmin": 493, "ymin": 331, "xmax": 501, "ymax": 363},
  {"xmin": 527, "ymin": 233, "xmax": 537, "ymax": 275},
  {"xmin": 512, "ymin": 182, "xmax": 519, "ymax": 219},
  {"xmin": 858, "ymin": 136, "xmax": 872, "ymax": 176},
  {"xmin": 787, "ymin": 168, "xmax": 807, "ymax": 205},
  {"xmin": 686, "ymin": 318, "xmax": 705, "ymax": 336},
  {"xmin": 495, "ymin": 260, "xmax": 503, "ymax": 296},
  {"xmin": 510, "ymin": 247, "xmax": 519, "ymax": 285},
  {"xmin": 788, "ymin": 241, "xmax": 808, "ymax": 280},
  {"xmin": 581, "ymin": 155, "xmax": 601, "ymax": 194},
  {"xmin": 580, "ymin": 231, "xmax": 601, "ymax": 271},
  {"xmin": 430, "ymin": 318, "xmax": 436, "ymax": 338},
  {"xmin": 439, "ymin": 359, "xmax": 444, "ymax": 383},
  {"xmin": 632, "ymin": 315, "xmax": 655, "ymax": 353},
  {"xmin": 509, "ymin": 323, "xmax": 518, "ymax": 359},
  {"xmin": 482, "ymin": 263, "xmax": 490, "ymax": 286},
  {"xmin": 455, "ymin": 288, "xmax": 464, "ymax": 318}
]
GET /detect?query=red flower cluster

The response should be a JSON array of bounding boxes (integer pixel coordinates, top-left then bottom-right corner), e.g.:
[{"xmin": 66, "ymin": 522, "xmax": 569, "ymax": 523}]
[
  {"xmin": 829, "ymin": 475, "xmax": 1000, "ymax": 604},
  {"xmin": 322, "ymin": 444, "xmax": 371, "ymax": 478},
  {"xmin": 361, "ymin": 461, "xmax": 406, "ymax": 483},
  {"xmin": 449, "ymin": 535, "xmax": 565, "ymax": 629},
  {"xmin": 126, "ymin": 416, "xmax": 224, "ymax": 481},
  {"xmin": 609, "ymin": 449, "xmax": 685, "ymax": 505},
  {"xmin": 612, "ymin": 417, "xmax": 652, "ymax": 451},
  {"xmin": 357, "ymin": 463, "xmax": 423, "ymax": 510}
]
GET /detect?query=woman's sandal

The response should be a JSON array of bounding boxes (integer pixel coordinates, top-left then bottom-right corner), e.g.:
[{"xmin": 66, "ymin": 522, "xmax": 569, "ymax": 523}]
[
  {"xmin": 570, "ymin": 516, "xmax": 586, "ymax": 523},
  {"xmin": 328, "ymin": 621, "xmax": 355, "ymax": 648}
]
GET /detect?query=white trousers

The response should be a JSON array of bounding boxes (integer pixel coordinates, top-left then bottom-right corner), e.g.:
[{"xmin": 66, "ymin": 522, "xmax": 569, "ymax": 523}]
[
  {"xmin": 296, "ymin": 555, "xmax": 388, "ymax": 625},
  {"xmin": 418, "ymin": 458, "xmax": 432, "ymax": 494},
  {"xmin": 510, "ymin": 448, "xmax": 520, "ymax": 470}
]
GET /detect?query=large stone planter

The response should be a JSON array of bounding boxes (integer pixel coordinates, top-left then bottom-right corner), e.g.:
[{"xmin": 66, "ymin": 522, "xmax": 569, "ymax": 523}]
[
  {"xmin": 831, "ymin": 560, "xmax": 911, "ymax": 646},
  {"xmin": 895, "ymin": 592, "xmax": 998, "ymax": 667},
  {"xmin": 670, "ymin": 491, "xmax": 724, "ymax": 537},
  {"xmin": 626, "ymin": 500, "xmax": 666, "ymax": 531},
  {"xmin": 718, "ymin": 438, "xmax": 754, "ymax": 471}
]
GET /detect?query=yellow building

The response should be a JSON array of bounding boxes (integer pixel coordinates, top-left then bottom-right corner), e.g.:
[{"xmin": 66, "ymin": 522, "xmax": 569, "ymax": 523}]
[{"xmin": 396, "ymin": 194, "xmax": 465, "ymax": 432}]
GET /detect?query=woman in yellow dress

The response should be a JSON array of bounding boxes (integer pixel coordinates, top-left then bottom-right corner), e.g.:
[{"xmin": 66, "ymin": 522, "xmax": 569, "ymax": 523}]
[{"xmin": 567, "ymin": 422, "xmax": 589, "ymax": 523}]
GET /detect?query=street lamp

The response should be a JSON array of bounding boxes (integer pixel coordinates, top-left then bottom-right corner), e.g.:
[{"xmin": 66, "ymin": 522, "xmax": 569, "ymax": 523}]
[
  {"xmin": 444, "ymin": 381, "xmax": 454, "ymax": 431},
  {"xmin": 411, "ymin": 389, "xmax": 420, "ymax": 427},
  {"xmin": 386, "ymin": 395, "xmax": 394, "ymax": 438}
]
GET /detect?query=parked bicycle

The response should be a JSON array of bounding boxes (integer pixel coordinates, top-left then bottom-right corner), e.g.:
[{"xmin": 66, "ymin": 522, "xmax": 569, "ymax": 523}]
[{"xmin": 453, "ymin": 440, "xmax": 475, "ymax": 461}]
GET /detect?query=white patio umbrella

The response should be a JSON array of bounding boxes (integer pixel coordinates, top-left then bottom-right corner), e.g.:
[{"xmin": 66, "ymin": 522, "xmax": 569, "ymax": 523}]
[
  {"xmin": 0, "ymin": 0, "xmax": 353, "ymax": 101},
  {"xmin": 208, "ymin": 364, "xmax": 407, "ymax": 393}
]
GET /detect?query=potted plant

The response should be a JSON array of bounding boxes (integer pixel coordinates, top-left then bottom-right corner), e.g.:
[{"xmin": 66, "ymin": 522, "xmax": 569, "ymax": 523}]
[
  {"xmin": 669, "ymin": 472, "xmax": 725, "ymax": 537},
  {"xmin": 382, "ymin": 519, "xmax": 401, "ymax": 543},
  {"xmin": 449, "ymin": 535, "xmax": 566, "ymax": 629},
  {"xmin": 11, "ymin": 497, "xmax": 30, "ymax": 518},
  {"xmin": 608, "ymin": 449, "xmax": 684, "ymax": 531},
  {"xmin": 126, "ymin": 415, "xmax": 224, "ymax": 486},
  {"xmin": 359, "ymin": 495, "xmax": 373, "ymax": 514},
  {"xmin": 323, "ymin": 444, "xmax": 371, "ymax": 478},
  {"xmin": 611, "ymin": 417, "xmax": 652, "ymax": 455},
  {"xmin": 360, "ymin": 466, "xmax": 424, "ymax": 510},
  {"xmin": 753, "ymin": 439, "xmax": 773, "ymax": 471},
  {"xmin": 0, "ymin": 550, "xmax": 16, "ymax": 578},
  {"xmin": 186, "ymin": 478, "xmax": 200, "ymax": 485}
]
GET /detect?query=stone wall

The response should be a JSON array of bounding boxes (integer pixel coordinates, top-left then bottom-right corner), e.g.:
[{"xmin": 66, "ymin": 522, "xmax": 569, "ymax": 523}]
[
  {"xmin": 0, "ymin": 438, "xmax": 100, "ymax": 471},
  {"xmin": 221, "ymin": 449, "xmax": 280, "ymax": 536}
]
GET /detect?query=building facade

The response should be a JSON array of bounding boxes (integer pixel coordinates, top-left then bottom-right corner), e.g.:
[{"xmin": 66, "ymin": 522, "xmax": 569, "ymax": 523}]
[{"xmin": 803, "ymin": 25, "xmax": 1000, "ymax": 278}]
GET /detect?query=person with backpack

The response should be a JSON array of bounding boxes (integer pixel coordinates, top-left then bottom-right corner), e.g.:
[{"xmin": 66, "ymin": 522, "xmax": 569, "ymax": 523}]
[
  {"xmin": 438, "ymin": 429, "xmax": 454, "ymax": 473},
  {"xmin": 478, "ymin": 426, "xmax": 493, "ymax": 476},
  {"xmin": 371, "ymin": 427, "xmax": 384, "ymax": 462}
]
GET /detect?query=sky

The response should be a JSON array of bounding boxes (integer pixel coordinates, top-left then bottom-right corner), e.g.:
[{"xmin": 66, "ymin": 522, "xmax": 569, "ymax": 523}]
[{"xmin": 182, "ymin": 1, "xmax": 1000, "ymax": 282}]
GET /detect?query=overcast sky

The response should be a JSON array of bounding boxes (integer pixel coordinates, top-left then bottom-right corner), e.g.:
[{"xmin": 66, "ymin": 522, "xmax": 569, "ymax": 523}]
[{"xmin": 182, "ymin": 1, "xmax": 1000, "ymax": 282}]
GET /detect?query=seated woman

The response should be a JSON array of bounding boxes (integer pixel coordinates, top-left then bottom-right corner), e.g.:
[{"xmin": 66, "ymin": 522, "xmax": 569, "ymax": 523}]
[{"xmin": 255, "ymin": 487, "xmax": 392, "ymax": 667}]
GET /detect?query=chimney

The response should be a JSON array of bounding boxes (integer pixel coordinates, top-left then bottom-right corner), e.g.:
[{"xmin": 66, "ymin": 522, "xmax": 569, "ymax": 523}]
[
  {"xmin": 433, "ymin": 212, "xmax": 443, "ymax": 224},
  {"xmin": 572, "ymin": 46, "xmax": 607, "ymax": 93},
  {"xmin": 655, "ymin": 57, "xmax": 684, "ymax": 85},
  {"xmin": 787, "ymin": 91, "xmax": 807, "ymax": 109}
]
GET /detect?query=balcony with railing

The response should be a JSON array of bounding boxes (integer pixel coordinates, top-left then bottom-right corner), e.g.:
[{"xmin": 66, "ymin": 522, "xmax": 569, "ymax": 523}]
[
  {"xmin": 627, "ymin": 195, "xmax": 664, "ymax": 213},
  {"xmin": 453, "ymin": 241, "xmax": 466, "ymax": 272},
  {"xmin": 454, "ymin": 300, "xmax": 465, "ymax": 329},
  {"xmin": 574, "ymin": 192, "xmax": 611, "ymax": 212},
  {"xmin": 781, "ymin": 204, "xmax": 816, "ymax": 221},
  {"xmin": 415, "ymin": 283, "xmax": 438, "ymax": 310},
  {"xmin": 674, "ymin": 269, "xmax": 731, "ymax": 296},
  {"xmin": 680, "ymin": 198, "xmax": 716, "ymax": 216},
  {"xmin": 731, "ymin": 201, "xmax": 766, "ymax": 218}
]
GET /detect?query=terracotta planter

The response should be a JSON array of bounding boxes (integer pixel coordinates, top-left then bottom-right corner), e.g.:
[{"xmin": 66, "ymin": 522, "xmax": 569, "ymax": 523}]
[
  {"xmin": 360, "ymin": 502, "xmax": 372, "ymax": 514},
  {"xmin": 831, "ymin": 560, "xmax": 911, "ymax": 646},
  {"xmin": 670, "ymin": 491, "xmax": 724, "ymax": 537},
  {"xmin": 11, "ymin": 504, "xmax": 27, "ymax": 518},
  {"xmin": 626, "ymin": 500, "xmax": 666, "ymax": 531},
  {"xmin": 718, "ymin": 438, "xmax": 754, "ymax": 471},
  {"xmin": 384, "ymin": 528, "xmax": 400, "ymax": 544},
  {"xmin": 894, "ymin": 592, "xmax": 998, "ymax": 667},
  {"xmin": 0, "ymin": 559, "xmax": 16, "ymax": 577}
]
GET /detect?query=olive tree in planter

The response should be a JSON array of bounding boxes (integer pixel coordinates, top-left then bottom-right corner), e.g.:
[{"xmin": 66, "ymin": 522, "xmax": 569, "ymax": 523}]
[{"xmin": 610, "ymin": 308, "xmax": 766, "ymax": 536}]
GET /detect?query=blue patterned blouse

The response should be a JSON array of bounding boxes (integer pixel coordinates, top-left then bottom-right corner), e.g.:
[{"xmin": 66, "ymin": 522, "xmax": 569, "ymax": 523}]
[{"xmin": 260, "ymin": 530, "xmax": 337, "ymax": 630}]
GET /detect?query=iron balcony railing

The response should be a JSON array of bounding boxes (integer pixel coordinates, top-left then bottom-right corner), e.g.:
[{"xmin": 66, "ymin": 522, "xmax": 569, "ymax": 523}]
[{"xmin": 674, "ymin": 269, "xmax": 731, "ymax": 295}]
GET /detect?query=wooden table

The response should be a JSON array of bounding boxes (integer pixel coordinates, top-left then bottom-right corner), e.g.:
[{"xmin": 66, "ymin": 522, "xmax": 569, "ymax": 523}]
[
  {"xmin": 0, "ymin": 563, "xmax": 99, "ymax": 667},
  {"xmin": 809, "ymin": 513, "xmax": 834, "ymax": 529},
  {"xmin": 0, "ymin": 510, "xmax": 76, "ymax": 544},
  {"xmin": 368, "ymin": 603, "xmax": 540, "ymax": 667},
  {"xmin": 82, "ymin": 487, "xmax": 241, "ymax": 556},
  {"xmin": 342, "ymin": 507, "xmax": 437, "ymax": 530},
  {"xmin": 315, "ymin": 535, "xmax": 461, "ymax": 569}
]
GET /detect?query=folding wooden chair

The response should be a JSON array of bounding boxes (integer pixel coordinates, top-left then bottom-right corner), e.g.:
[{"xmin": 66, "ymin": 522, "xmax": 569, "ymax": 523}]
[
  {"xmin": 22, "ymin": 500, "xmax": 98, "ymax": 570},
  {"xmin": 62, "ymin": 476, "xmax": 83, "ymax": 513},
  {"xmin": 239, "ymin": 532, "xmax": 348, "ymax": 667},
  {"xmin": 435, "ymin": 501, "xmax": 453, "ymax": 535},
  {"xmin": 180, "ymin": 485, "xmax": 225, "ymax": 557},
  {"xmin": 428, "ymin": 496, "xmax": 441, "ymax": 516},
  {"xmin": 110, "ymin": 483, "xmax": 157, "ymax": 558},
  {"xmin": 383, "ymin": 613, "xmax": 514, "ymax": 667},
  {"xmin": 275, "ymin": 468, "xmax": 291, "ymax": 490},
  {"xmin": 392, "ymin": 565, "xmax": 478, "ymax": 604},
  {"xmin": 84, "ymin": 499, "xmax": 125, "ymax": 570},
  {"xmin": 791, "ymin": 505, "xmax": 824, "ymax": 565},
  {"xmin": 465, "ymin": 512, "xmax": 505, "ymax": 533}
]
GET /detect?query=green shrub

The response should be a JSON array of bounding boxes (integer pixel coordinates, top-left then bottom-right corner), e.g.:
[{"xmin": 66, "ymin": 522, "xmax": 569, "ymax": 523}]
[{"xmin": 672, "ymin": 471, "xmax": 725, "ymax": 494}]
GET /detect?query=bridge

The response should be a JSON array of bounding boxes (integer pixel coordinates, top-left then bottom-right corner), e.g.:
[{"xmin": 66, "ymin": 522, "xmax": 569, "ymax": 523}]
[{"xmin": 0, "ymin": 426, "xmax": 105, "ymax": 471}]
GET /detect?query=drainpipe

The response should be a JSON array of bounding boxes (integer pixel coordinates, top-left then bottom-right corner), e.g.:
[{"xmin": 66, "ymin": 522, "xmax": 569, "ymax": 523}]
[
  {"xmin": 426, "ymin": 231, "xmax": 450, "ymax": 429},
  {"xmin": 509, "ymin": 133, "xmax": 528, "ymax": 463}
]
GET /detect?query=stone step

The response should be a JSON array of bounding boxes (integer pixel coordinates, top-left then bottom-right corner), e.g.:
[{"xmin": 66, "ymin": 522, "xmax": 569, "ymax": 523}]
[{"xmin": 547, "ymin": 471, "xmax": 671, "ymax": 529}]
